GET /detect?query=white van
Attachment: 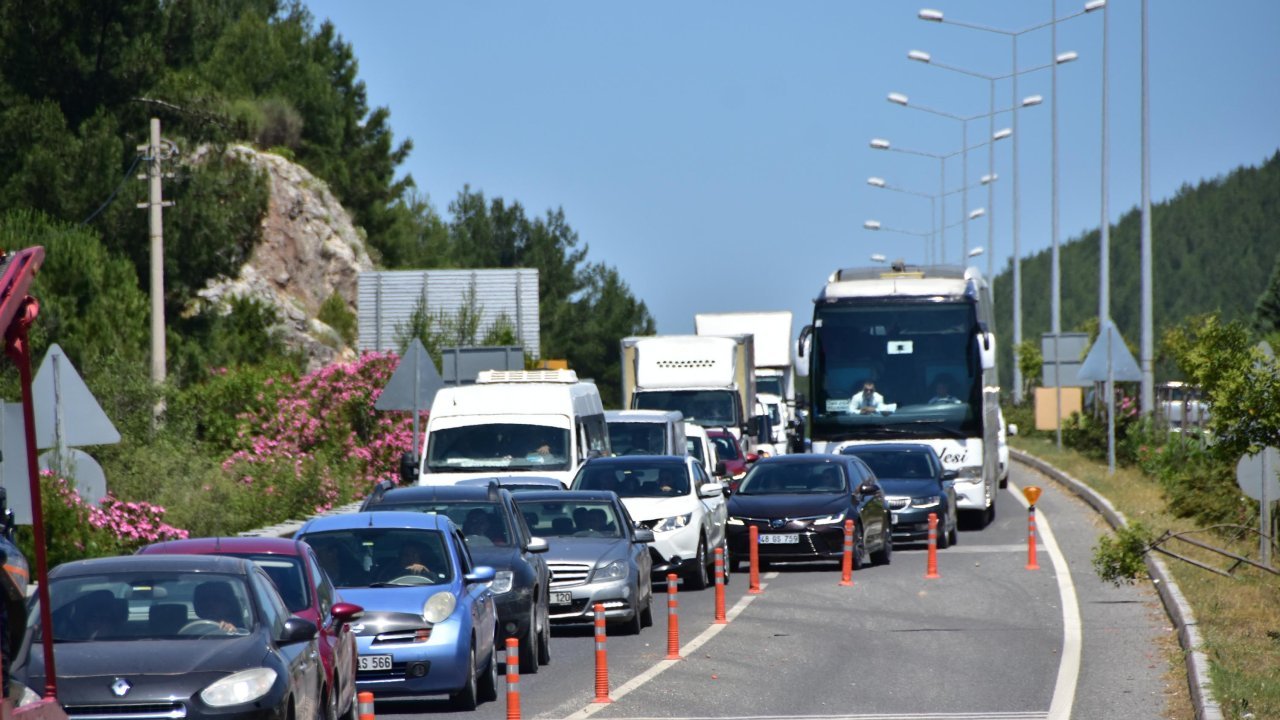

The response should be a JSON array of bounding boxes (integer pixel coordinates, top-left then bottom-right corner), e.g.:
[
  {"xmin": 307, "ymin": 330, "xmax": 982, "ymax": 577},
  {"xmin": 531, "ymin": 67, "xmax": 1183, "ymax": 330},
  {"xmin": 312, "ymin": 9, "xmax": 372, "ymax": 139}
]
[
  {"xmin": 605, "ymin": 409, "xmax": 687, "ymax": 456},
  {"xmin": 418, "ymin": 370, "xmax": 608, "ymax": 487},
  {"xmin": 683, "ymin": 422, "xmax": 717, "ymax": 479}
]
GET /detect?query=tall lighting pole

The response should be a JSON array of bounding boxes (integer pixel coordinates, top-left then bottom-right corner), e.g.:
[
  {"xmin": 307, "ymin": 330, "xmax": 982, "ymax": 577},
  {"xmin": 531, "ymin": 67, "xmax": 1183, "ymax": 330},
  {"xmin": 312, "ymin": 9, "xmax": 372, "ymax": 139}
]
[
  {"xmin": 866, "ymin": 177, "xmax": 937, "ymax": 262},
  {"xmin": 1140, "ymin": 0, "xmax": 1154, "ymax": 415},
  {"xmin": 919, "ymin": 2, "xmax": 1106, "ymax": 407}
]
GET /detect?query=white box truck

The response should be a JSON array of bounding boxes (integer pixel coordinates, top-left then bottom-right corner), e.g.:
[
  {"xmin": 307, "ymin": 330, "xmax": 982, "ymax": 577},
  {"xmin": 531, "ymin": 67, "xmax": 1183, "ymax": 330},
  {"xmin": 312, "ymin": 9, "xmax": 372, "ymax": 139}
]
[
  {"xmin": 695, "ymin": 311, "xmax": 797, "ymax": 450},
  {"xmin": 619, "ymin": 335, "xmax": 769, "ymax": 453}
]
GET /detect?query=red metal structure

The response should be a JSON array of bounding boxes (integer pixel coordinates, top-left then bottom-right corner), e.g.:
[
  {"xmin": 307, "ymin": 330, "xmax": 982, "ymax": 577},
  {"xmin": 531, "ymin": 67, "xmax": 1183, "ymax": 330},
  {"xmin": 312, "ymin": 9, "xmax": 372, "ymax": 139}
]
[{"xmin": 1, "ymin": 246, "xmax": 68, "ymax": 719}]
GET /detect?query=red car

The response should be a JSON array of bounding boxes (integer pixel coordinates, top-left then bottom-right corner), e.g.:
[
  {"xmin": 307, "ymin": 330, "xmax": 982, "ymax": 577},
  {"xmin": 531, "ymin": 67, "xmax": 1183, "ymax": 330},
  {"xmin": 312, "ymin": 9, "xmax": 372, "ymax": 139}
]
[
  {"xmin": 707, "ymin": 427, "xmax": 751, "ymax": 486},
  {"xmin": 139, "ymin": 536, "xmax": 363, "ymax": 720}
]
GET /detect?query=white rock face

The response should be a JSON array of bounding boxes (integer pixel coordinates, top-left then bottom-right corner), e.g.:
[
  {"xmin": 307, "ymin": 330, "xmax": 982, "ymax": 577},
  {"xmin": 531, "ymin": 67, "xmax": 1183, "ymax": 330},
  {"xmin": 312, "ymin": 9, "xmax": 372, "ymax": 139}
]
[{"xmin": 194, "ymin": 145, "xmax": 374, "ymax": 370}]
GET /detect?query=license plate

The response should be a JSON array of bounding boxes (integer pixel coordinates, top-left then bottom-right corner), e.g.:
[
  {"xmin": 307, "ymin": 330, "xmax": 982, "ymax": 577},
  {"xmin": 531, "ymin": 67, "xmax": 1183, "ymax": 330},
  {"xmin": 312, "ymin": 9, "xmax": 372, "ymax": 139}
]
[
  {"xmin": 551, "ymin": 591, "xmax": 573, "ymax": 606},
  {"xmin": 758, "ymin": 533, "xmax": 799, "ymax": 544},
  {"xmin": 358, "ymin": 655, "xmax": 393, "ymax": 672},
  {"xmin": 891, "ymin": 512, "xmax": 900, "ymax": 525}
]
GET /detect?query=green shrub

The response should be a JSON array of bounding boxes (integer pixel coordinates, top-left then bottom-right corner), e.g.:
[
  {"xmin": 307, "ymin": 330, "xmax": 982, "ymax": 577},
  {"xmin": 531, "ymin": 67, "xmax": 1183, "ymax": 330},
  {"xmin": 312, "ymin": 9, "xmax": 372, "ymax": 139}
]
[
  {"xmin": 317, "ymin": 291, "xmax": 357, "ymax": 347},
  {"xmin": 1092, "ymin": 521, "xmax": 1155, "ymax": 586}
]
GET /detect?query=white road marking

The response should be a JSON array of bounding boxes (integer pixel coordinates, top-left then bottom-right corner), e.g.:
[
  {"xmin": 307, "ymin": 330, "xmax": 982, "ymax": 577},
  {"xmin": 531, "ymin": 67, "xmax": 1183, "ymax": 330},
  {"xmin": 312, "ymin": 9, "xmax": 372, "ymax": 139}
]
[
  {"xmin": 587, "ymin": 714, "xmax": 1047, "ymax": 720},
  {"xmin": 899, "ymin": 544, "xmax": 1040, "ymax": 554},
  {"xmin": 558, "ymin": 572, "xmax": 777, "ymax": 720},
  {"xmin": 1008, "ymin": 481, "xmax": 1082, "ymax": 720}
]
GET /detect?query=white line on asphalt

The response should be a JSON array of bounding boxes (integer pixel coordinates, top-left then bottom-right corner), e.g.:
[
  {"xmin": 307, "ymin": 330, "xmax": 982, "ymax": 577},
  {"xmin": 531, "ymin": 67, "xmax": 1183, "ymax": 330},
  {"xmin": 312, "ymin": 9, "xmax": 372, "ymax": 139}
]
[
  {"xmin": 586, "ymin": 713, "xmax": 1048, "ymax": 720},
  {"xmin": 558, "ymin": 572, "xmax": 778, "ymax": 720},
  {"xmin": 1008, "ymin": 481, "xmax": 1082, "ymax": 720},
  {"xmin": 900, "ymin": 544, "xmax": 1041, "ymax": 554}
]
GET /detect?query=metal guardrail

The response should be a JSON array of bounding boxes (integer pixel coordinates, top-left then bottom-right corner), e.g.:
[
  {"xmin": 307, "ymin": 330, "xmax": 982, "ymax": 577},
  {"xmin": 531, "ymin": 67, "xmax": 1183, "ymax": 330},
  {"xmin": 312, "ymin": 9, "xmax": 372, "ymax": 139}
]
[{"xmin": 236, "ymin": 500, "xmax": 365, "ymax": 539}]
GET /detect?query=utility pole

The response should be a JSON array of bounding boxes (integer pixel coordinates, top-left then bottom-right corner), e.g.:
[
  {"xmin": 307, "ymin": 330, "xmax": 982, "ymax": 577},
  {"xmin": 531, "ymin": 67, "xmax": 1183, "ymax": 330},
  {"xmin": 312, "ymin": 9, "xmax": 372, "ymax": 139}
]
[{"xmin": 136, "ymin": 118, "xmax": 175, "ymax": 406}]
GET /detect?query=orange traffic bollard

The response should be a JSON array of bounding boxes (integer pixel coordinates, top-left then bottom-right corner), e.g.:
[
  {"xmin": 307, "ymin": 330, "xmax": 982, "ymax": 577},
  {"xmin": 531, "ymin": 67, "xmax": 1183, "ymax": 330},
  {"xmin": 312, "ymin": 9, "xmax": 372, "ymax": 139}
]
[
  {"xmin": 357, "ymin": 691, "xmax": 375, "ymax": 720},
  {"xmin": 666, "ymin": 573, "xmax": 682, "ymax": 660},
  {"xmin": 505, "ymin": 638, "xmax": 521, "ymax": 720},
  {"xmin": 1023, "ymin": 486, "xmax": 1042, "ymax": 571},
  {"xmin": 925, "ymin": 512, "xmax": 940, "ymax": 579},
  {"xmin": 713, "ymin": 546, "xmax": 728, "ymax": 624},
  {"xmin": 748, "ymin": 525, "xmax": 762, "ymax": 594},
  {"xmin": 592, "ymin": 603, "xmax": 612, "ymax": 703},
  {"xmin": 839, "ymin": 518, "xmax": 854, "ymax": 586}
]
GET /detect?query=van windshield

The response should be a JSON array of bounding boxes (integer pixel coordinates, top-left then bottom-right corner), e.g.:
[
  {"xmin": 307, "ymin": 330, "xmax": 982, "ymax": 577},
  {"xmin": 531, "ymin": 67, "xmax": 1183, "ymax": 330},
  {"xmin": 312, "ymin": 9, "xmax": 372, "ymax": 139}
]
[
  {"xmin": 608, "ymin": 423, "xmax": 666, "ymax": 455},
  {"xmin": 426, "ymin": 423, "xmax": 571, "ymax": 472}
]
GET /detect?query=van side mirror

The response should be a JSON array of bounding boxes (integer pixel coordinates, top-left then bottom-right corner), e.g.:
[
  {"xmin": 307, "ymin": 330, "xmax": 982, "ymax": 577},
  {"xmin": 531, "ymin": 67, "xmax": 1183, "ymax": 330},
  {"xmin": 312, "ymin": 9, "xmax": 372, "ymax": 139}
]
[
  {"xmin": 1007, "ymin": 423, "xmax": 1018, "ymax": 436},
  {"xmin": 399, "ymin": 452, "xmax": 418, "ymax": 485}
]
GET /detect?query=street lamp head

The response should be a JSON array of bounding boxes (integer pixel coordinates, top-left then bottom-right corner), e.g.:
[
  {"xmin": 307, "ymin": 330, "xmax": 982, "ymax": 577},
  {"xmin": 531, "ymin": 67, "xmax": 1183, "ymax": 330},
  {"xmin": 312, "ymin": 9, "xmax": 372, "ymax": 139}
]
[
  {"xmin": 870, "ymin": 138, "xmax": 891, "ymax": 150},
  {"xmin": 981, "ymin": 173, "xmax": 998, "ymax": 184},
  {"xmin": 887, "ymin": 92, "xmax": 909, "ymax": 106},
  {"xmin": 907, "ymin": 50, "xmax": 932, "ymax": 63},
  {"xmin": 1021, "ymin": 94, "xmax": 1044, "ymax": 107},
  {"xmin": 918, "ymin": 9, "xmax": 944, "ymax": 22},
  {"xmin": 968, "ymin": 246, "xmax": 985, "ymax": 258},
  {"xmin": 969, "ymin": 208, "xmax": 986, "ymax": 220},
  {"xmin": 867, "ymin": 177, "xmax": 886, "ymax": 188},
  {"xmin": 870, "ymin": 253, "xmax": 887, "ymax": 263},
  {"xmin": 864, "ymin": 220, "xmax": 882, "ymax": 230},
  {"xmin": 1084, "ymin": 0, "xmax": 1107, "ymax": 12},
  {"xmin": 992, "ymin": 128, "xmax": 1013, "ymax": 141},
  {"xmin": 1056, "ymin": 51, "xmax": 1080, "ymax": 64}
]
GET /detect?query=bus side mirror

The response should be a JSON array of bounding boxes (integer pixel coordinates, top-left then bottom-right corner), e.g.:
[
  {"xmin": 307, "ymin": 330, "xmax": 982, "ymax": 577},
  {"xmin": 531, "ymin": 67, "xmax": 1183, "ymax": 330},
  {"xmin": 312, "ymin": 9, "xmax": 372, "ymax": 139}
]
[
  {"xmin": 795, "ymin": 326, "xmax": 812, "ymax": 377},
  {"xmin": 977, "ymin": 332, "xmax": 997, "ymax": 370}
]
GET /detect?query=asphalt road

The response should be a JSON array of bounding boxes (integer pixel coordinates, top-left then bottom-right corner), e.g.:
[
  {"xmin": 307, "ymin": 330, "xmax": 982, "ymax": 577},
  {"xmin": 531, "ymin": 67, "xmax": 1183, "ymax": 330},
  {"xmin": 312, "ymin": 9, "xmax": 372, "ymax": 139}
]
[{"xmin": 371, "ymin": 461, "xmax": 1175, "ymax": 720}]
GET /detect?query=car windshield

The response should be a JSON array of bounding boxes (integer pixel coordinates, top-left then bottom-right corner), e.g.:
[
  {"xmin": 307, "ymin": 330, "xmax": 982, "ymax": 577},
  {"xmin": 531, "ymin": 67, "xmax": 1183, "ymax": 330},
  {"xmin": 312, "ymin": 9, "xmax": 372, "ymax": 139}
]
[
  {"xmin": 572, "ymin": 462, "xmax": 690, "ymax": 497},
  {"xmin": 370, "ymin": 500, "xmax": 510, "ymax": 547},
  {"xmin": 516, "ymin": 500, "xmax": 623, "ymax": 538},
  {"xmin": 737, "ymin": 462, "xmax": 849, "ymax": 495},
  {"xmin": 709, "ymin": 435, "xmax": 740, "ymax": 460},
  {"xmin": 40, "ymin": 572, "xmax": 254, "ymax": 642},
  {"xmin": 425, "ymin": 423, "xmax": 571, "ymax": 472},
  {"xmin": 224, "ymin": 554, "xmax": 310, "ymax": 614},
  {"xmin": 608, "ymin": 423, "xmax": 667, "ymax": 455},
  {"xmin": 301, "ymin": 528, "xmax": 452, "ymax": 588},
  {"xmin": 843, "ymin": 450, "xmax": 934, "ymax": 480}
]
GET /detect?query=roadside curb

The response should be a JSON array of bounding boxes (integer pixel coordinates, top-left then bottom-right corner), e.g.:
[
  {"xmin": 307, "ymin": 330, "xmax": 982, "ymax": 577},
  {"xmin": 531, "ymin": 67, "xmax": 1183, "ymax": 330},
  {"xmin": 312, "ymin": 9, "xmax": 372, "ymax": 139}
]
[
  {"xmin": 235, "ymin": 500, "xmax": 365, "ymax": 539},
  {"xmin": 1011, "ymin": 448, "xmax": 1223, "ymax": 720}
]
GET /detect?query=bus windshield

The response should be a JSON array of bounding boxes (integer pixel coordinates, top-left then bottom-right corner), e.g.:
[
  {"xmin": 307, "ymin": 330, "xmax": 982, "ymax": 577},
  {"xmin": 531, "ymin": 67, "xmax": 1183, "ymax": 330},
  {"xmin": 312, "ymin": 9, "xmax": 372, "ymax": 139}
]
[{"xmin": 809, "ymin": 300, "xmax": 981, "ymax": 440}]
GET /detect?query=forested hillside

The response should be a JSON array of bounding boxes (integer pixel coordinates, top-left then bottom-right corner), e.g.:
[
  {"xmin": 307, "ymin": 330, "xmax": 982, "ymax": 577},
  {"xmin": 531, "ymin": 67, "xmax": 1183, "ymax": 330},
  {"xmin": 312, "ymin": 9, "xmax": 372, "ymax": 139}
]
[{"xmin": 992, "ymin": 150, "xmax": 1280, "ymax": 388}]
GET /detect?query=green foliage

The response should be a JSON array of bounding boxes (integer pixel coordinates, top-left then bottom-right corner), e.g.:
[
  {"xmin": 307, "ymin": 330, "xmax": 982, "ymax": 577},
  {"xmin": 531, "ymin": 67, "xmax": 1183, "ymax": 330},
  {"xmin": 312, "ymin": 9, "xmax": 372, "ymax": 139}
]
[
  {"xmin": 1092, "ymin": 522, "xmax": 1155, "ymax": 586},
  {"xmin": 1014, "ymin": 340, "xmax": 1043, "ymax": 401},
  {"xmin": 1137, "ymin": 439, "xmax": 1255, "ymax": 528},
  {"xmin": 1254, "ymin": 252, "xmax": 1280, "ymax": 334},
  {"xmin": 169, "ymin": 294, "xmax": 300, "ymax": 387},
  {"xmin": 317, "ymin": 291, "xmax": 357, "ymax": 347},
  {"xmin": 993, "ymin": 151, "xmax": 1280, "ymax": 389}
]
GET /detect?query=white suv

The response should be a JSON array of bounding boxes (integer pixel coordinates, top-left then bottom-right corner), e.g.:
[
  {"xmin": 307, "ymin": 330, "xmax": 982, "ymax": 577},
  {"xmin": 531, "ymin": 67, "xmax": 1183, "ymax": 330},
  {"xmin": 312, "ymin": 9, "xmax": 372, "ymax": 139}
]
[{"xmin": 570, "ymin": 455, "xmax": 728, "ymax": 589}]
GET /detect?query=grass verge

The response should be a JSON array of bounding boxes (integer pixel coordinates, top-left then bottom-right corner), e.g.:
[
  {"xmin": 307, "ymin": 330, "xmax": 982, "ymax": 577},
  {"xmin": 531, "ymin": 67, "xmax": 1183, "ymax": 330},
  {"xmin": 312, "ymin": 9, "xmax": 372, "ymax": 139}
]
[{"xmin": 1013, "ymin": 436, "xmax": 1279, "ymax": 720}]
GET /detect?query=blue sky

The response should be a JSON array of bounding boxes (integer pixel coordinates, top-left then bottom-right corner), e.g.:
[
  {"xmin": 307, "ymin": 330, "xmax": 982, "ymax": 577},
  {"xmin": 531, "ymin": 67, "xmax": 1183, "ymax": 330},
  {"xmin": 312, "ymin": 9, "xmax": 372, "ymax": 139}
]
[{"xmin": 303, "ymin": 1, "xmax": 1280, "ymax": 337}]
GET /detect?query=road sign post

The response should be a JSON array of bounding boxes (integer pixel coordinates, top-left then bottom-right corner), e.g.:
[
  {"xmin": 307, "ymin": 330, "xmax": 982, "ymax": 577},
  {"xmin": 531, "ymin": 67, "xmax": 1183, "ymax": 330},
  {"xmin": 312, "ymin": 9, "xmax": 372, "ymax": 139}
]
[{"xmin": 1236, "ymin": 447, "xmax": 1279, "ymax": 567}]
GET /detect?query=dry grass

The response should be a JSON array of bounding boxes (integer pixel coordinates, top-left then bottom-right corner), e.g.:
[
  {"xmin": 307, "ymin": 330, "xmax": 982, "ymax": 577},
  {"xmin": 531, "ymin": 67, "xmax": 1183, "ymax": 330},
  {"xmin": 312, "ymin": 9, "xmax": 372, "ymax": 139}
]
[{"xmin": 1014, "ymin": 436, "xmax": 1280, "ymax": 720}]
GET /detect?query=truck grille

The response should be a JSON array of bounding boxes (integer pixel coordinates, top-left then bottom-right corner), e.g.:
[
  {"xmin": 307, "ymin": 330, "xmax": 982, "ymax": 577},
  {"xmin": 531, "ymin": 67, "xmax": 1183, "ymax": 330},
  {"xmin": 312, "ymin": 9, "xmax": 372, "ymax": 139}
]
[{"xmin": 547, "ymin": 561, "xmax": 592, "ymax": 587}]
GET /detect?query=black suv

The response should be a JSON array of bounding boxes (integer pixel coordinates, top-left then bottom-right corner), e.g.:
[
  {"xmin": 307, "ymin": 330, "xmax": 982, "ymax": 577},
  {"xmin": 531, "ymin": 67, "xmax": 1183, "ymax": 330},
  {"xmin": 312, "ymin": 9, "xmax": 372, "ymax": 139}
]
[{"xmin": 360, "ymin": 482, "xmax": 552, "ymax": 673}]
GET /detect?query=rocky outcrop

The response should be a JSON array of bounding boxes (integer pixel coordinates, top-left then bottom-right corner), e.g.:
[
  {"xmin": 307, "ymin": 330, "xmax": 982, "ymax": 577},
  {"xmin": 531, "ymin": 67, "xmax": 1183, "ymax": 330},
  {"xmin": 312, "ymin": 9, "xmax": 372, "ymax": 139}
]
[{"xmin": 194, "ymin": 145, "xmax": 373, "ymax": 370}]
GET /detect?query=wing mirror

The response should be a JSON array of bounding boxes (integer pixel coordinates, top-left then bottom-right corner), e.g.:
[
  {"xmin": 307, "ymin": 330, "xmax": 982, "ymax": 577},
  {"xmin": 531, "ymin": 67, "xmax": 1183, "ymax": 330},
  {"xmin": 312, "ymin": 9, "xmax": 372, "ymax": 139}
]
[
  {"xmin": 465, "ymin": 566, "xmax": 497, "ymax": 584},
  {"xmin": 698, "ymin": 482, "xmax": 726, "ymax": 499},
  {"xmin": 280, "ymin": 616, "xmax": 318, "ymax": 644},
  {"xmin": 526, "ymin": 536, "xmax": 549, "ymax": 554},
  {"xmin": 1007, "ymin": 423, "xmax": 1018, "ymax": 436},
  {"xmin": 940, "ymin": 469, "xmax": 959, "ymax": 482},
  {"xmin": 633, "ymin": 527, "xmax": 656, "ymax": 544},
  {"xmin": 330, "ymin": 602, "xmax": 364, "ymax": 625},
  {"xmin": 398, "ymin": 452, "xmax": 418, "ymax": 485}
]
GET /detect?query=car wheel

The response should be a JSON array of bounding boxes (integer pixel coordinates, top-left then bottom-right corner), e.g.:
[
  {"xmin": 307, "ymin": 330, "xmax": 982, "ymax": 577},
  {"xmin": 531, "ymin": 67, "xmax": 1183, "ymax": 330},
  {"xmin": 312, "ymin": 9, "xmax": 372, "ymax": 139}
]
[
  {"xmin": 685, "ymin": 537, "xmax": 710, "ymax": 590},
  {"xmin": 451, "ymin": 645, "xmax": 479, "ymax": 711},
  {"xmin": 984, "ymin": 500, "xmax": 996, "ymax": 526},
  {"xmin": 620, "ymin": 592, "xmax": 643, "ymax": 636},
  {"xmin": 519, "ymin": 601, "xmax": 540, "ymax": 674},
  {"xmin": 937, "ymin": 516, "xmax": 952, "ymax": 549},
  {"xmin": 948, "ymin": 516, "xmax": 959, "ymax": 547},
  {"xmin": 639, "ymin": 586, "xmax": 654, "ymax": 628},
  {"xmin": 478, "ymin": 639, "xmax": 498, "ymax": 704},
  {"xmin": 339, "ymin": 684, "xmax": 357, "ymax": 720},
  {"xmin": 852, "ymin": 523, "xmax": 869, "ymax": 570},
  {"xmin": 870, "ymin": 522, "xmax": 892, "ymax": 565},
  {"xmin": 536, "ymin": 596, "xmax": 552, "ymax": 666},
  {"xmin": 321, "ymin": 685, "xmax": 337, "ymax": 720}
]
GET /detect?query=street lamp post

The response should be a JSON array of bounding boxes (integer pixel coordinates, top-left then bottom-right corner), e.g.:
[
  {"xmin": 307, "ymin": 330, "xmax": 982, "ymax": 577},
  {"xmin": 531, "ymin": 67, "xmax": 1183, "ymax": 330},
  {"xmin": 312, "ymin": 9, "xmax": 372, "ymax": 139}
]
[
  {"xmin": 865, "ymin": 213, "xmax": 987, "ymax": 267},
  {"xmin": 867, "ymin": 177, "xmax": 937, "ymax": 263},
  {"xmin": 919, "ymin": 2, "xmax": 1106, "ymax": 408}
]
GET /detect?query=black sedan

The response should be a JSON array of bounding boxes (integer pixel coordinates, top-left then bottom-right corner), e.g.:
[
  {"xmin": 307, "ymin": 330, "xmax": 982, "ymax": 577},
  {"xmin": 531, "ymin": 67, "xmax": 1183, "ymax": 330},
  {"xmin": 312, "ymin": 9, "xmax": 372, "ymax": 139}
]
[
  {"xmin": 841, "ymin": 443, "xmax": 959, "ymax": 548},
  {"xmin": 14, "ymin": 554, "xmax": 323, "ymax": 720},
  {"xmin": 360, "ymin": 481, "xmax": 552, "ymax": 673},
  {"xmin": 725, "ymin": 454, "xmax": 892, "ymax": 570}
]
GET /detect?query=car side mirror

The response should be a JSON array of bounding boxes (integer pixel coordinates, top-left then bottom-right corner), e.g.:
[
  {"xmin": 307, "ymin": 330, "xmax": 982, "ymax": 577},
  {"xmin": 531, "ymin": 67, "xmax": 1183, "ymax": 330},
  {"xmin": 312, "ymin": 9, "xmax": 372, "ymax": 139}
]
[
  {"xmin": 858, "ymin": 482, "xmax": 878, "ymax": 496},
  {"xmin": 465, "ymin": 566, "xmax": 497, "ymax": 584},
  {"xmin": 746, "ymin": 453, "xmax": 759, "ymax": 464},
  {"xmin": 280, "ymin": 616, "xmax": 318, "ymax": 644},
  {"xmin": 633, "ymin": 527, "xmax": 655, "ymax": 544},
  {"xmin": 698, "ymin": 482, "xmax": 725, "ymax": 499},
  {"xmin": 526, "ymin": 536, "xmax": 549, "ymax": 554},
  {"xmin": 941, "ymin": 469, "xmax": 959, "ymax": 482},
  {"xmin": 1007, "ymin": 423, "xmax": 1018, "ymax": 436},
  {"xmin": 330, "ymin": 602, "xmax": 364, "ymax": 625}
]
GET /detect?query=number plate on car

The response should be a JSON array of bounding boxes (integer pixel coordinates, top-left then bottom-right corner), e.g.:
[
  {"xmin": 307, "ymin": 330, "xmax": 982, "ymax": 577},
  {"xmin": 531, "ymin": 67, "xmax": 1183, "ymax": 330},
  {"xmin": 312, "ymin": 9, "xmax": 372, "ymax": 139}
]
[
  {"xmin": 758, "ymin": 533, "xmax": 799, "ymax": 544},
  {"xmin": 358, "ymin": 655, "xmax": 393, "ymax": 672},
  {"xmin": 551, "ymin": 591, "xmax": 573, "ymax": 605}
]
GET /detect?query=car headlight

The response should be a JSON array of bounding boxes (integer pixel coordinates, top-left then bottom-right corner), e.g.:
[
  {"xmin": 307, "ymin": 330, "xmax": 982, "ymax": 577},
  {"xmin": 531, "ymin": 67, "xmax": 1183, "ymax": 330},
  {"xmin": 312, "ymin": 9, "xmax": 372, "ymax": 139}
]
[
  {"xmin": 489, "ymin": 570, "xmax": 514, "ymax": 594},
  {"xmin": 654, "ymin": 513, "xmax": 693, "ymax": 532},
  {"xmin": 423, "ymin": 592, "xmax": 457, "ymax": 624},
  {"xmin": 727, "ymin": 516, "xmax": 745, "ymax": 525},
  {"xmin": 200, "ymin": 668, "xmax": 277, "ymax": 707},
  {"xmin": 911, "ymin": 495, "xmax": 942, "ymax": 509},
  {"xmin": 593, "ymin": 560, "xmax": 627, "ymax": 581},
  {"xmin": 813, "ymin": 511, "xmax": 846, "ymax": 525}
]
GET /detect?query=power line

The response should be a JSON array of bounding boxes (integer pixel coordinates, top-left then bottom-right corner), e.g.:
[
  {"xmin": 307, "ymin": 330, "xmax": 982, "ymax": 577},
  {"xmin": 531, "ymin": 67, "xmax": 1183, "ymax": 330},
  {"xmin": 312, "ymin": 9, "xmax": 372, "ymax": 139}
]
[{"xmin": 80, "ymin": 154, "xmax": 144, "ymax": 226}]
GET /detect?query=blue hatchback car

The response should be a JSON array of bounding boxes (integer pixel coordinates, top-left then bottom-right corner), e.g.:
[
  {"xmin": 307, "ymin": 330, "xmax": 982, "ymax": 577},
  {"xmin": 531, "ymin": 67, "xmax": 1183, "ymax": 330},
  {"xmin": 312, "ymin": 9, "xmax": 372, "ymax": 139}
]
[{"xmin": 295, "ymin": 511, "xmax": 499, "ymax": 709}]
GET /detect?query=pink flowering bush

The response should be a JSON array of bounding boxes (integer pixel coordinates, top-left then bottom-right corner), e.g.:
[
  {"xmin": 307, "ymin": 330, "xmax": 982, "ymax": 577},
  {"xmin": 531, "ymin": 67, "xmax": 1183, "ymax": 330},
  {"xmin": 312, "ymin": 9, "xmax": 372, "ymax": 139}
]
[
  {"xmin": 18, "ymin": 471, "xmax": 188, "ymax": 568},
  {"xmin": 220, "ymin": 352, "xmax": 422, "ymax": 527}
]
